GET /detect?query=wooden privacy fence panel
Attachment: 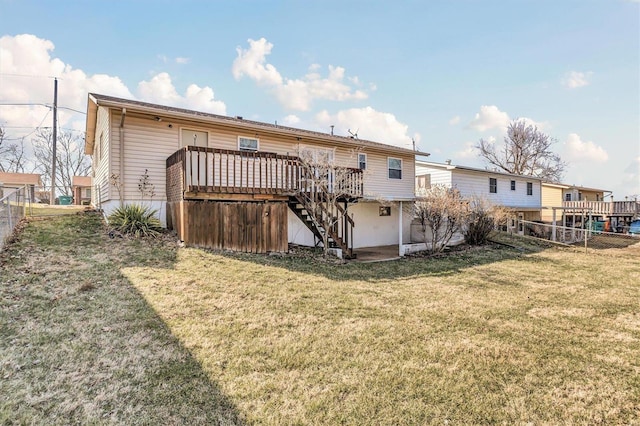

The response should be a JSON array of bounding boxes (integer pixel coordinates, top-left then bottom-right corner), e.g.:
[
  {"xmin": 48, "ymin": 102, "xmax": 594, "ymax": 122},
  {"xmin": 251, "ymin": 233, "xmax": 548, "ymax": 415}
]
[{"xmin": 168, "ymin": 200, "xmax": 288, "ymax": 253}]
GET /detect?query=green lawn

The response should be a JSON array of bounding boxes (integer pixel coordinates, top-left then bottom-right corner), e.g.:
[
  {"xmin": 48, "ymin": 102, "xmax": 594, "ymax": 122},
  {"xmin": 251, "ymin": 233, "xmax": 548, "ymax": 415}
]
[{"xmin": 1, "ymin": 214, "xmax": 639, "ymax": 424}]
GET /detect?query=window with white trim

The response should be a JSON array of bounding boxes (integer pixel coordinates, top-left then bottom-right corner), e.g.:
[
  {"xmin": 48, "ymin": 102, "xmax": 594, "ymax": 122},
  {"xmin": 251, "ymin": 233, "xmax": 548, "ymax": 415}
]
[
  {"xmin": 489, "ymin": 178, "xmax": 497, "ymax": 193},
  {"xmin": 388, "ymin": 157, "xmax": 402, "ymax": 179},
  {"xmin": 565, "ymin": 193, "xmax": 572, "ymax": 201},
  {"xmin": 527, "ymin": 182, "xmax": 533, "ymax": 196},
  {"xmin": 238, "ymin": 136, "xmax": 259, "ymax": 151},
  {"xmin": 511, "ymin": 180, "xmax": 516, "ymax": 191},
  {"xmin": 358, "ymin": 153, "xmax": 367, "ymax": 170}
]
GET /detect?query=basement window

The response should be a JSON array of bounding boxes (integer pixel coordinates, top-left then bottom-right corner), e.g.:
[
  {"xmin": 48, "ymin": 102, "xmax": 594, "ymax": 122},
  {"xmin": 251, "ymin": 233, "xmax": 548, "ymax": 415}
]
[
  {"xmin": 379, "ymin": 206, "xmax": 391, "ymax": 216},
  {"xmin": 238, "ymin": 136, "xmax": 259, "ymax": 152}
]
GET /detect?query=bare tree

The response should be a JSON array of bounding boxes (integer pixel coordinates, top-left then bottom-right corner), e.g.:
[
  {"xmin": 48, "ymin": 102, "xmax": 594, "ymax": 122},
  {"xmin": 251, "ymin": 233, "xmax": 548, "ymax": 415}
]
[
  {"xmin": 415, "ymin": 185, "xmax": 469, "ymax": 254},
  {"xmin": 32, "ymin": 128, "xmax": 91, "ymax": 196},
  {"xmin": 0, "ymin": 127, "xmax": 29, "ymax": 173},
  {"xmin": 477, "ymin": 120, "xmax": 566, "ymax": 182},
  {"xmin": 296, "ymin": 147, "xmax": 361, "ymax": 258}
]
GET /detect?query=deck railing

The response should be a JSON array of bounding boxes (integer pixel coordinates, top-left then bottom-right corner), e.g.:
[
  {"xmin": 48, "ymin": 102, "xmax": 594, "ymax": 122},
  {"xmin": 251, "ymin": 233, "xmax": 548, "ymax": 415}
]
[
  {"xmin": 562, "ymin": 200, "xmax": 640, "ymax": 216},
  {"xmin": 167, "ymin": 146, "xmax": 364, "ymax": 201}
]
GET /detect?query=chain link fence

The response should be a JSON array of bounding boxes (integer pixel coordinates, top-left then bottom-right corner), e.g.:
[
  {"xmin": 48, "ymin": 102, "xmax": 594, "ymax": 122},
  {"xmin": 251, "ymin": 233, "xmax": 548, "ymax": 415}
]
[
  {"xmin": 519, "ymin": 219, "xmax": 639, "ymax": 251},
  {"xmin": 0, "ymin": 186, "xmax": 28, "ymax": 250}
]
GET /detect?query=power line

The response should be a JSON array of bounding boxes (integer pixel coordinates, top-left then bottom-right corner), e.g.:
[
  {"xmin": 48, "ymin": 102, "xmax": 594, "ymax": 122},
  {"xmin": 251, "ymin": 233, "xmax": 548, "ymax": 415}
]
[
  {"xmin": 1, "ymin": 109, "xmax": 51, "ymax": 141},
  {"xmin": 0, "ymin": 103, "xmax": 86, "ymax": 115},
  {"xmin": 0, "ymin": 72, "xmax": 59, "ymax": 79}
]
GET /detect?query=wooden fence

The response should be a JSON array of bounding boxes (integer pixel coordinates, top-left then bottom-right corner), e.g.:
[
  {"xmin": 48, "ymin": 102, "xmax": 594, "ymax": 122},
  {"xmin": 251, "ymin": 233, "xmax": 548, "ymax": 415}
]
[{"xmin": 168, "ymin": 200, "xmax": 288, "ymax": 253}]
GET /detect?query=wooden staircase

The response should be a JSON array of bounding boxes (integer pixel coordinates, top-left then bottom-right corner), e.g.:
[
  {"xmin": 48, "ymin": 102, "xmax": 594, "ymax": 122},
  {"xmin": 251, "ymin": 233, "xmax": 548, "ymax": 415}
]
[{"xmin": 288, "ymin": 193, "xmax": 356, "ymax": 259}]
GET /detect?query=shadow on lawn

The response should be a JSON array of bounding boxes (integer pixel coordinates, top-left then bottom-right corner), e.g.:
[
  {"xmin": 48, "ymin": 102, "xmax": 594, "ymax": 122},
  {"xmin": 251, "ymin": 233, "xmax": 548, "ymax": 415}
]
[
  {"xmin": 212, "ymin": 241, "xmax": 554, "ymax": 283},
  {"xmin": 0, "ymin": 213, "xmax": 245, "ymax": 425}
]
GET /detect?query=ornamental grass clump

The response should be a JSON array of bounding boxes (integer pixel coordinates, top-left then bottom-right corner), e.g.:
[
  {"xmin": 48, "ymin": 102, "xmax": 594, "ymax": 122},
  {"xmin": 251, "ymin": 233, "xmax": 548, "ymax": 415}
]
[{"xmin": 108, "ymin": 204, "xmax": 162, "ymax": 238}]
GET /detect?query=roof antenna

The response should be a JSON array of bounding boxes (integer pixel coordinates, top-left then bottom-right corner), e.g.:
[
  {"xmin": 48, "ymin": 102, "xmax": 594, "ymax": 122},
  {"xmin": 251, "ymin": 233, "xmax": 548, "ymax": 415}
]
[
  {"xmin": 330, "ymin": 125, "xmax": 334, "ymax": 136},
  {"xmin": 348, "ymin": 128, "xmax": 358, "ymax": 139}
]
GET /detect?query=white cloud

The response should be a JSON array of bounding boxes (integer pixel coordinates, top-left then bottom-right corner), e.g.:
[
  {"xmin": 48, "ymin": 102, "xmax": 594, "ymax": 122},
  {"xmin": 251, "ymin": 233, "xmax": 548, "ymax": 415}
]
[
  {"xmin": 232, "ymin": 38, "xmax": 283, "ymax": 86},
  {"xmin": 282, "ymin": 114, "xmax": 301, "ymax": 126},
  {"xmin": 564, "ymin": 133, "xmax": 608, "ymax": 163},
  {"xmin": 175, "ymin": 57, "xmax": 190, "ymax": 64},
  {"xmin": 454, "ymin": 141, "xmax": 477, "ymax": 159},
  {"xmin": 0, "ymin": 34, "xmax": 226, "ymax": 139},
  {"xmin": 448, "ymin": 115, "xmax": 461, "ymax": 125},
  {"xmin": 562, "ymin": 71, "xmax": 592, "ymax": 89},
  {"xmin": 467, "ymin": 105, "xmax": 510, "ymax": 132},
  {"xmin": 232, "ymin": 38, "xmax": 368, "ymax": 111},
  {"xmin": 136, "ymin": 73, "xmax": 225, "ymax": 114},
  {"xmin": 314, "ymin": 107, "xmax": 414, "ymax": 149}
]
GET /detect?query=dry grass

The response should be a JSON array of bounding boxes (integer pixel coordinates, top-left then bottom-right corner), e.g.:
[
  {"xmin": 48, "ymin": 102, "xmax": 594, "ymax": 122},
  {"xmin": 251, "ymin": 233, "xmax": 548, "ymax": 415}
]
[
  {"xmin": 26, "ymin": 203, "xmax": 86, "ymax": 217},
  {"xmin": 1, "ymin": 215, "xmax": 639, "ymax": 424}
]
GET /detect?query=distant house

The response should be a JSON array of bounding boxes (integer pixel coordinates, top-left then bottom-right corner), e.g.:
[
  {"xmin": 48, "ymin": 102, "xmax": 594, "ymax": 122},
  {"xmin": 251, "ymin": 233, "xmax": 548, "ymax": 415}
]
[
  {"xmin": 541, "ymin": 182, "xmax": 637, "ymax": 231},
  {"xmin": 0, "ymin": 172, "xmax": 43, "ymax": 202},
  {"xmin": 72, "ymin": 176, "xmax": 92, "ymax": 205},
  {"xmin": 84, "ymin": 93, "xmax": 430, "ymax": 258},
  {"xmin": 415, "ymin": 161, "xmax": 542, "ymax": 233}
]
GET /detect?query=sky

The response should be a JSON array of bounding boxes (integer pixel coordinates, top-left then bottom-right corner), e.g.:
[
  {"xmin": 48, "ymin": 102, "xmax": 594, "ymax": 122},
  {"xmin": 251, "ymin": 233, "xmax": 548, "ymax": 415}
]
[{"xmin": 1, "ymin": 0, "xmax": 638, "ymax": 199}]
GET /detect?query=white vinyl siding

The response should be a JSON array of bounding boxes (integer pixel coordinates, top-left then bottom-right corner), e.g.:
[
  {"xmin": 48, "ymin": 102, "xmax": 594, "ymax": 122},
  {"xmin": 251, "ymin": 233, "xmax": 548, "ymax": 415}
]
[
  {"xmin": 289, "ymin": 201, "xmax": 413, "ymax": 249},
  {"xmin": 103, "ymin": 110, "xmax": 417, "ymax": 216},
  {"xmin": 417, "ymin": 163, "xmax": 541, "ymax": 209},
  {"xmin": 92, "ymin": 106, "xmax": 111, "ymax": 205},
  {"xmin": 113, "ymin": 113, "xmax": 183, "ymax": 201},
  {"xmin": 450, "ymin": 171, "xmax": 540, "ymax": 208}
]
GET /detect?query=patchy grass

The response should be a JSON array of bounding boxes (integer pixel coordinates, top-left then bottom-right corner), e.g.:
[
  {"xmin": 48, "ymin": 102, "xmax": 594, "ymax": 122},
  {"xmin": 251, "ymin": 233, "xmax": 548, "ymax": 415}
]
[
  {"xmin": 1, "ymin": 215, "xmax": 639, "ymax": 424},
  {"xmin": 0, "ymin": 214, "xmax": 242, "ymax": 424}
]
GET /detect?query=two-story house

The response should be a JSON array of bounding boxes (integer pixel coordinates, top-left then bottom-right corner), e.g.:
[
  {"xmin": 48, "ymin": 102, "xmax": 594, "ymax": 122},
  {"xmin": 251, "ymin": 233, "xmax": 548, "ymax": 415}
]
[
  {"xmin": 84, "ymin": 94, "xmax": 428, "ymax": 258},
  {"xmin": 416, "ymin": 161, "xmax": 542, "ymax": 233}
]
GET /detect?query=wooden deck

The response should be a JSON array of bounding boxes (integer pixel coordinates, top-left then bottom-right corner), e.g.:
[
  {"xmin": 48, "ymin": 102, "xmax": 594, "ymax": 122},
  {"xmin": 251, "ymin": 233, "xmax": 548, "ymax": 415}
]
[
  {"xmin": 167, "ymin": 146, "xmax": 364, "ymax": 201},
  {"xmin": 166, "ymin": 146, "xmax": 364, "ymax": 257},
  {"xmin": 562, "ymin": 200, "xmax": 640, "ymax": 217}
]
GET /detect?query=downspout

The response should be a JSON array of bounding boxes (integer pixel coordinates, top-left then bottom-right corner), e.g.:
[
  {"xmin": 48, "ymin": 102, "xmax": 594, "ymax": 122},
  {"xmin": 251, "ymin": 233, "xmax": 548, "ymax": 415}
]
[
  {"xmin": 398, "ymin": 201, "xmax": 403, "ymax": 257},
  {"xmin": 119, "ymin": 108, "xmax": 126, "ymax": 206}
]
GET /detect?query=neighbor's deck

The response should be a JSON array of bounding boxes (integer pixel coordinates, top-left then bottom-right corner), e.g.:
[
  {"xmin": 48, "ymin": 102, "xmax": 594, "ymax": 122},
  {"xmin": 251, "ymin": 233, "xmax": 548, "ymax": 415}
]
[{"xmin": 562, "ymin": 200, "xmax": 640, "ymax": 217}]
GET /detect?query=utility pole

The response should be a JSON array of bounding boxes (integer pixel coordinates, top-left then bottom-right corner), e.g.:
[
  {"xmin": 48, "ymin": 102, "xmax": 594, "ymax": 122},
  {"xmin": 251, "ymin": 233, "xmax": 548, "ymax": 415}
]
[{"xmin": 50, "ymin": 78, "xmax": 58, "ymax": 205}]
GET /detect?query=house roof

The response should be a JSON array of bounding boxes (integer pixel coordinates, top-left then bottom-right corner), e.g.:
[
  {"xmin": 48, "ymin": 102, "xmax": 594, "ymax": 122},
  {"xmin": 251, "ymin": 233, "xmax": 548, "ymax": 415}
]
[
  {"xmin": 0, "ymin": 172, "xmax": 43, "ymax": 186},
  {"xmin": 85, "ymin": 93, "xmax": 430, "ymax": 158},
  {"xmin": 72, "ymin": 176, "xmax": 92, "ymax": 187},
  {"xmin": 416, "ymin": 160, "xmax": 543, "ymax": 181},
  {"xmin": 541, "ymin": 181, "xmax": 610, "ymax": 193}
]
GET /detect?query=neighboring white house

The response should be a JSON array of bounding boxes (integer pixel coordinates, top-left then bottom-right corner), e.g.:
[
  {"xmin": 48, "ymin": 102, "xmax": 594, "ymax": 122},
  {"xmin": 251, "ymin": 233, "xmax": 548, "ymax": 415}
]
[
  {"xmin": 416, "ymin": 161, "xmax": 542, "ymax": 232},
  {"xmin": 84, "ymin": 93, "xmax": 429, "ymax": 257}
]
